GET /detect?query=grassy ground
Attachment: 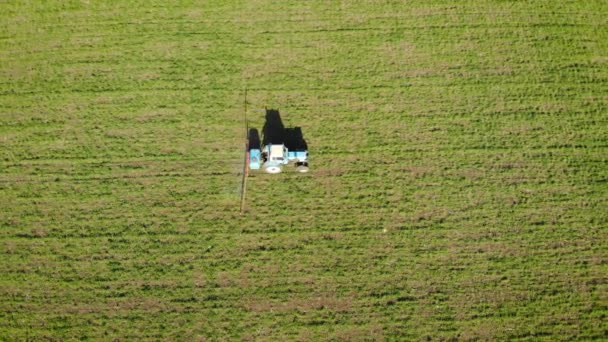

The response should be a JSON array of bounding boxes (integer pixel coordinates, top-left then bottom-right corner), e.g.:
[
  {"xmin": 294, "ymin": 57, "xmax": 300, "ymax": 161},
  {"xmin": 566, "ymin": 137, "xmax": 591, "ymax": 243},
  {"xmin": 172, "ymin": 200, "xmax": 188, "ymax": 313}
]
[{"xmin": 1, "ymin": 0, "xmax": 607, "ymax": 340}]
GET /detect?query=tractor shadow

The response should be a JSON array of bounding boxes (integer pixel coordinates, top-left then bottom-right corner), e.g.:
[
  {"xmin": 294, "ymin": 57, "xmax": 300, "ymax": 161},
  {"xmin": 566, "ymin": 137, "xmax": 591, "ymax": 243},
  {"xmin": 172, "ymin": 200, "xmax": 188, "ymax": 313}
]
[
  {"xmin": 262, "ymin": 109, "xmax": 308, "ymax": 151},
  {"xmin": 248, "ymin": 128, "xmax": 260, "ymax": 149},
  {"xmin": 262, "ymin": 109, "xmax": 285, "ymax": 145},
  {"xmin": 284, "ymin": 127, "xmax": 308, "ymax": 151}
]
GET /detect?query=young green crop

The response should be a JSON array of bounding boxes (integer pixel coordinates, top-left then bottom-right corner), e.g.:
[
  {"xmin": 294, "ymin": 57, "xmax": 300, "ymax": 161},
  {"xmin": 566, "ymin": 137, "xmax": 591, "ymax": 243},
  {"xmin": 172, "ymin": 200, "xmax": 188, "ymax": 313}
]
[{"xmin": 1, "ymin": 0, "xmax": 607, "ymax": 340}]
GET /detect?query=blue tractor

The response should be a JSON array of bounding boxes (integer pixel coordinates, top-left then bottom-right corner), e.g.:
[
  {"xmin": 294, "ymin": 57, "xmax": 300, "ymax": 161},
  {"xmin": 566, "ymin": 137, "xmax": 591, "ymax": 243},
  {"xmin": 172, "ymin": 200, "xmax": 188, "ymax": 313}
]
[{"xmin": 248, "ymin": 110, "xmax": 309, "ymax": 174}]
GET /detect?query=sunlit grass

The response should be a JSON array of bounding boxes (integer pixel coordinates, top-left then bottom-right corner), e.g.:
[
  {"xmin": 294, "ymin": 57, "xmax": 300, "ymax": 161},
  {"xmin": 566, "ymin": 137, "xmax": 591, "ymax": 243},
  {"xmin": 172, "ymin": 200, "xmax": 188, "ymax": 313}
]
[{"xmin": 1, "ymin": 0, "xmax": 607, "ymax": 340}]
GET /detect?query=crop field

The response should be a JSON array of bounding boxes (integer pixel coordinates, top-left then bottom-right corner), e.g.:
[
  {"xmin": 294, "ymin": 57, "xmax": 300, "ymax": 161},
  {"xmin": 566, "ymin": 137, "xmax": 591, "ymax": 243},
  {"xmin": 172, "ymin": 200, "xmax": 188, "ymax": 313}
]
[{"xmin": 1, "ymin": 0, "xmax": 607, "ymax": 340}]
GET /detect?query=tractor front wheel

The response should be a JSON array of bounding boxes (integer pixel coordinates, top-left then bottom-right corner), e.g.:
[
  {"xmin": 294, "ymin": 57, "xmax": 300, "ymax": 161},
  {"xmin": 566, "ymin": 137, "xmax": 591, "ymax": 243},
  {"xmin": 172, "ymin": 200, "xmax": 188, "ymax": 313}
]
[
  {"xmin": 295, "ymin": 162, "xmax": 309, "ymax": 173},
  {"xmin": 265, "ymin": 165, "xmax": 282, "ymax": 174}
]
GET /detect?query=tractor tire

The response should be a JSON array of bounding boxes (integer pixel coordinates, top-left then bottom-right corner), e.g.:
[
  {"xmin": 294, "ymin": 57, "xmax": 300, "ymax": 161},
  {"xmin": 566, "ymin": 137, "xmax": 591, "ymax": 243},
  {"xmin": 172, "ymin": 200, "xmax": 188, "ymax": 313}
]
[
  {"xmin": 296, "ymin": 163, "xmax": 309, "ymax": 173},
  {"xmin": 265, "ymin": 165, "xmax": 282, "ymax": 174},
  {"xmin": 296, "ymin": 165, "xmax": 309, "ymax": 173}
]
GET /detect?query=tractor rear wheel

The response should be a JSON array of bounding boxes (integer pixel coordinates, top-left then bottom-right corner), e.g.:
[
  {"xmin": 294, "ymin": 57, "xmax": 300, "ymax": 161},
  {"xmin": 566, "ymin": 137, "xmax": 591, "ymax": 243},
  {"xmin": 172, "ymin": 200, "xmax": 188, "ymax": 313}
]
[
  {"xmin": 295, "ymin": 162, "xmax": 309, "ymax": 173},
  {"xmin": 265, "ymin": 165, "xmax": 282, "ymax": 174}
]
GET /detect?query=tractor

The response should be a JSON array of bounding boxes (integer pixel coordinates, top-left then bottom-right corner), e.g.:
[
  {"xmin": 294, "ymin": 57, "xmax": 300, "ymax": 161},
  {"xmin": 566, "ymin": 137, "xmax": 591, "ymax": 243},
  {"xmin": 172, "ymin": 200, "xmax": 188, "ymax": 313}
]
[{"xmin": 248, "ymin": 110, "xmax": 309, "ymax": 174}]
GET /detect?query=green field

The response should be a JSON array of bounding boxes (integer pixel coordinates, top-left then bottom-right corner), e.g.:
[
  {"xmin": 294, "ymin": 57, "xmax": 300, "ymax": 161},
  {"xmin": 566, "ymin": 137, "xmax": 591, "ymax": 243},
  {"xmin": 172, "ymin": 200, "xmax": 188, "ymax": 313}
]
[{"xmin": 1, "ymin": 0, "xmax": 607, "ymax": 340}]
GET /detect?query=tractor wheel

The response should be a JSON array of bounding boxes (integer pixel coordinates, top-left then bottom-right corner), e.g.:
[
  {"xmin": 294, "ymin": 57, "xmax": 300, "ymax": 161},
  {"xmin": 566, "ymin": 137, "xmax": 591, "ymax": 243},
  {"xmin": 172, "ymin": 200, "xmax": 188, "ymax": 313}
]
[
  {"xmin": 295, "ymin": 162, "xmax": 309, "ymax": 173},
  {"xmin": 265, "ymin": 165, "xmax": 282, "ymax": 174}
]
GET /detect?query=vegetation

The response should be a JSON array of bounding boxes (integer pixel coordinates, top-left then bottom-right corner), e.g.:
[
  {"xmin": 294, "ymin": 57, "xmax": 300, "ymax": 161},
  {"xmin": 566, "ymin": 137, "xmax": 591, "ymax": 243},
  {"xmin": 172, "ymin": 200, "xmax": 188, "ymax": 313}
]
[{"xmin": 1, "ymin": 0, "xmax": 607, "ymax": 340}]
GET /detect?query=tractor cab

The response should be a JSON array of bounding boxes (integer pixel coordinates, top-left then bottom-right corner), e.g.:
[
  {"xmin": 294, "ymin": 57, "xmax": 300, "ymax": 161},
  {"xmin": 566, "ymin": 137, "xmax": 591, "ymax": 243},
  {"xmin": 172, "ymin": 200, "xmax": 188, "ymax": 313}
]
[
  {"xmin": 261, "ymin": 144, "xmax": 288, "ymax": 174},
  {"xmin": 269, "ymin": 144, "xmax": 287, "ymax": 162}
]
